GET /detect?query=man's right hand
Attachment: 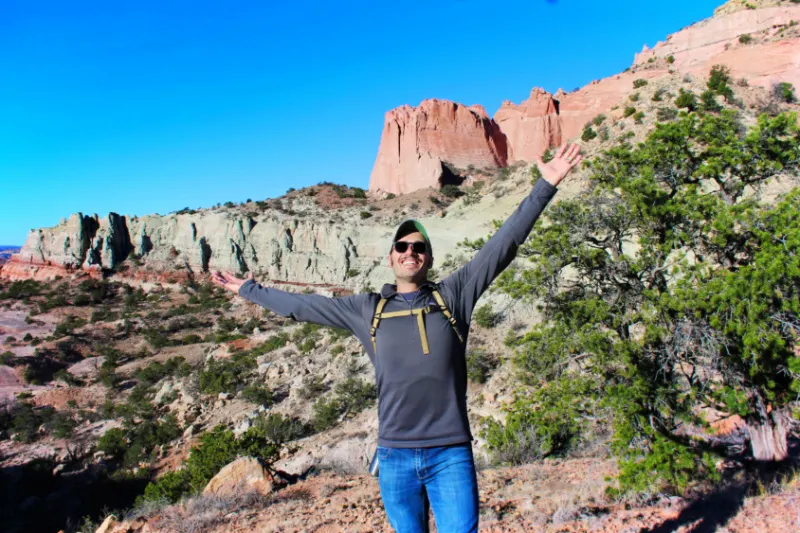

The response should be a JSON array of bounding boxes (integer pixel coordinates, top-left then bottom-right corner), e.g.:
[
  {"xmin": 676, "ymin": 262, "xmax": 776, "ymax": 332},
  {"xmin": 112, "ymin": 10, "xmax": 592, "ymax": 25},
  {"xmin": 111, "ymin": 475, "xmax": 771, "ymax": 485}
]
[{"xmin": 212, "ymin": 270, "xmax": 252, "ymax": 294}]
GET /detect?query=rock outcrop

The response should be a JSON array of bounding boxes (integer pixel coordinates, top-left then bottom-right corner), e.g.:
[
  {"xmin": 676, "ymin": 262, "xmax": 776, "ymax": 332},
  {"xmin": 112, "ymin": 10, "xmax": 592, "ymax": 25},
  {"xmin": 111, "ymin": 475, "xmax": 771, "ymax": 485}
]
[
  {"xmin": 368, "ymin": 99, "xmax": 507, "ymax": 194},
  {"xmin": 1, "ymin": 205, "xmax": 395, "ymax": 284},
  {"xmin": 203, "ymin": 456, "xmax": 278, "ymax": 497}
]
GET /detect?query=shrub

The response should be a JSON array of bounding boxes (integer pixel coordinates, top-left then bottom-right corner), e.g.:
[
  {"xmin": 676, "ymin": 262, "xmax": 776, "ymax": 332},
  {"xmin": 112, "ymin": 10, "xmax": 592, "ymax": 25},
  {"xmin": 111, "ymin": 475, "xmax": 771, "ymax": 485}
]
[
  {"xmin": 252, "ymin": 413, "xmax": 309, "ymax": 444},
  {"xmin": 466, "ymin": 349, "xmax": 498, "ymax": 384},
  {"xmin": 299, "ymin": 375, "xmax": 327, "ymax": 399},
  {"xmin": 739, "ymin": 33, "xmax": 753, "ymax": 44},
  {"xmin": 633, "ymin": 111, "xmax": 645, "ymax": 124},
  {"xmin": 473, "ymin": 304, "xmax": 500, "ymax": 328},
  {"xmin": 334, "ymin": 377, "xmax": 376, "ymax": 417},
  {"xmin": 241, "ymin": 383, "xmax": 274, "ymax": 407},
  {"xmin": 581, "ymin": 126, "xmax": 597, "ymax": 142},
  {"xmin": 359, "ymin": 211, "xmax": 372, "ymax": 219},
  {"xmin": 652, "ymin": 88, "xmax": 666, "ymax": 102},
  {"xmin": 708, "ymin": 65, "xmax": 734, "ymax": 101},
  {"xmin": 97, "ymin": 428, "xmax": 128, "ymax": 460},
  {"xmin": 346, "ymin": 268, "xmax": 360, "ymax": 278},
  {"xmin": 674, "ymin": 89, "xmax": 697, "ymax": 111},
  {"xmin": 592, "ymin": 114, "xmax": 607, "ymax": 126},
  {"xmin": 385, "ymin": 193, "xmax": 396, "ymax": 200},
  {"xmin": 700, "ymin": 90, "xmax": 722, "ymax": 112},
  {"xmin": 632, "ymin": 79, "xmax": 648, "ymax": 89},
  {"xmin": 666, "ymin": 55, "xmax": 675, "ymax": 64},
  {"xmin": 773, "ymin": 82, "xmax": 796, "ymax": 103},
  {"xmin": 629, "ymin": 92, "xmax": 640, "ymax": 102},
  {"xmin": 440, "ymin": 184, "xmax": 463, "ymax": 198},
  {"xmin": 657, "ymin": 107, "xmax": 678, "ymax": 121},
  {"xmin": 312, "ymin": 398, "xmax": 341, "ymax": 431},
  {"xmin": 622, "ymin": 107, "xmax": 636, "ymax": 118}
]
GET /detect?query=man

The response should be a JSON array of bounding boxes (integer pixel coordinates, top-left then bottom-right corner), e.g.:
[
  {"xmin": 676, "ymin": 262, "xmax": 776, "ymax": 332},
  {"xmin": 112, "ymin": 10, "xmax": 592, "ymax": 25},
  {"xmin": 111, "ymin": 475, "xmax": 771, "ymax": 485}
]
[{"xmin": 213, "ymin": 143, "xmax": 581, "ymax": 533}]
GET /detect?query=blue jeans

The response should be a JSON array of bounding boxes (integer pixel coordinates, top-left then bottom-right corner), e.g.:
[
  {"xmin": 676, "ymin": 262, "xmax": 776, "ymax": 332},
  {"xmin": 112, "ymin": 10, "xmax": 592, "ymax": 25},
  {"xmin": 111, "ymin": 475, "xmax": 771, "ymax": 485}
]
[{"xmin": 378, "ymin": 442, "xmax": 479, "ymax": 533}]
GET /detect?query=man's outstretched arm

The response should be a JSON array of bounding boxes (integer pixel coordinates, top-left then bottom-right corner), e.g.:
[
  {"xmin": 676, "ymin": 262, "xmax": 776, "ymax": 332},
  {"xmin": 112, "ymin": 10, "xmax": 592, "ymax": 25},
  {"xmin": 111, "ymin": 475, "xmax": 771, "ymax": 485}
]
[
  {"xmin": 440, "ymin": 144, "xmax": 582, "ymax": 322},
  {"xmin": 213, "ymin": 271, "xmax": 368, "ymax": 333}
]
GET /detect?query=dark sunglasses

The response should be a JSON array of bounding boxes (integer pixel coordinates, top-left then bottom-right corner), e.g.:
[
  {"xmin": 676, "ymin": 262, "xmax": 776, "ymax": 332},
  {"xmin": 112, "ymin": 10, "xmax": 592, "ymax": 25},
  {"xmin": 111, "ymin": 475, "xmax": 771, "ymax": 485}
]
[{"xmin": 393, "ymin": 241, "xmax": 428, "ymax": 254}]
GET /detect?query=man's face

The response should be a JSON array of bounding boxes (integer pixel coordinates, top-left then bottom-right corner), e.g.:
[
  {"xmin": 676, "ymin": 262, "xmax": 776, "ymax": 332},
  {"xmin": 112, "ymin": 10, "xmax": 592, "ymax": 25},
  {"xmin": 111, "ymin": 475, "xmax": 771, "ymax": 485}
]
[{"xmin": 387, "ymin": 231, "xmax": 433, "ymax": 284}]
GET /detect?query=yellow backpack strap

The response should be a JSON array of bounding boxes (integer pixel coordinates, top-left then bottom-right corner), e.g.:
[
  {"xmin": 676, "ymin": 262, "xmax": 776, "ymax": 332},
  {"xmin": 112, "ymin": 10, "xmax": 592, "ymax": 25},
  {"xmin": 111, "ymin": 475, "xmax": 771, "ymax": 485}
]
[
  {"xmin": 370, "ymin": 298, "xmax": 389, "ymax": 352},
  {"xmin": 431, "ymin": 289, "xmax": 465, "ymax": 344}
]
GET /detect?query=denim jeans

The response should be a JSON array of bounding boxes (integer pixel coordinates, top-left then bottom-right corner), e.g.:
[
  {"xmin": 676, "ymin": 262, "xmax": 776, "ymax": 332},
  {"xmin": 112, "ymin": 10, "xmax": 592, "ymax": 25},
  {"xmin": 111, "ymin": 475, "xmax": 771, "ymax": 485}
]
[{"xmin": 378, "ymin": 442, "xmax": 479, "ymax": 533}]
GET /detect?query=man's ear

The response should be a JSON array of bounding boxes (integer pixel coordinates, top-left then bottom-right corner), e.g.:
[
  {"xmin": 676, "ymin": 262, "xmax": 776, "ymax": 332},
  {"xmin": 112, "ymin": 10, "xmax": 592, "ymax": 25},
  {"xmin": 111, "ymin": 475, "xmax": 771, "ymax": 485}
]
[{"xmin": 386, "ymin": 253, "xmax": 393, "ymax": 268}]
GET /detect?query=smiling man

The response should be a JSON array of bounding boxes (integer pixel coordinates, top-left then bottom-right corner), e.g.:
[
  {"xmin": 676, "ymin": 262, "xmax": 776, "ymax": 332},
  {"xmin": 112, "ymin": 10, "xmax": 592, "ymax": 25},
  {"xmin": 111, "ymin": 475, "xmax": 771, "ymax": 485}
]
[{"xmin": 213, "ymin": 143, "xmax": 582, "ymax": 533}]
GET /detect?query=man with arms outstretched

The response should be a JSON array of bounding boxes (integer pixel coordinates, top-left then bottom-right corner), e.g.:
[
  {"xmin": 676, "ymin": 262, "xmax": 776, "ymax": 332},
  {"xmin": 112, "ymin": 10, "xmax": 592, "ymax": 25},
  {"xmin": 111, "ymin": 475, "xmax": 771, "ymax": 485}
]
[{"xmin": 213, "ymin": 143, "xmax": 582, "ymax": 533}]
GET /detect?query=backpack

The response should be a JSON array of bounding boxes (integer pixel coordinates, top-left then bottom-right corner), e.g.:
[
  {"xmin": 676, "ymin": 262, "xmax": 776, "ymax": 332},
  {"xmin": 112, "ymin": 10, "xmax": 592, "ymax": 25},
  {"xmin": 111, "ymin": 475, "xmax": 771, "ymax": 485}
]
[{"xmin": 369, "ymin": 288, "xmax": 465, "ymax": 354}]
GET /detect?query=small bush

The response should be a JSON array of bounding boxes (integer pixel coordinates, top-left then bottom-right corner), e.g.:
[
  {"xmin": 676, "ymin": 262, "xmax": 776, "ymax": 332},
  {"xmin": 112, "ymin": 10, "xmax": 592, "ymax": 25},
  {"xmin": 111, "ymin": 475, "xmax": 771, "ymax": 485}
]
[
  {"xmin": 253, "ymin": 413, "xmax": 309, "ymax": 444},
  {"xmin": 657, "ymin": 107, "xmax": 678, "ymax": 121},
  {"xmin": 739, "ymin": 33, "xmax": 753, "ymax": 44},
  {"xmin": 440, "ymin": 184, "xmax": 463, "ymax": 199},
  {"xmin": 674, "ymin": 89, "xmax": 697, "ymax": 111},
  {"xmin": 773, "ymin": 82, "xmax": 796, "ymax": 103},
  {"xmin": 466, "ymin": 349, "xmax": 498, "ymax": 384},
  {"xmin": 632, "ymin": 79, "xmax": 648, "ymax": 89},
  {"xmin": 591, "ymin": 114, "xmax": 606, "ymax": 126},
  {"xmin": 623, "ymin": 106, "xmax": 637, "ymax": 118},
  {"xmin": 581, "ymin": 126, "xmax": 597, "ymax": 142},
  {"xmin": 633, "ymin": 111, "xmax": 645, "ymax": 124},
  {"xmin": 652, "ymin": 88, "xmax": 666, "ymax": 102},
  {"xmin": 299, "ymin": 375, "xmax": 327, "ymax": 399},
  {"xmin": 312, "ymin": 398, "xmax": 341, "ymax": 432},
  {"xmin": 666, "ymin": 55, "xmax": 675, "ymax": 64},
  {"xmin": 241, "ymin": 383, "xmax": 274, "ymax": 407},
  {"xmin": 359, "ymin": 211, "xmax": 372, "ymax": 219},
  {"xmin": 473, "ymin": 304, "xmax": 500, "ymax": 328},
  {"xmin": 385, "ymin": 193, "xmax": 396, "ymax": 200},
  {"xmin": 628, "ymin": 92, "xmax": 640, "ymax": 102}
]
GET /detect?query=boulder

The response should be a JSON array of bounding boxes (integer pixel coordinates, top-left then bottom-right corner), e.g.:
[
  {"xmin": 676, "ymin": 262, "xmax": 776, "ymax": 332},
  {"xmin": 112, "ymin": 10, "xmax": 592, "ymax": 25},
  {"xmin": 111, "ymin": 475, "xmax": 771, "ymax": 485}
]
[{"xmin": 203, "ymin": 456, "xmax": 278, "ymax": 497}]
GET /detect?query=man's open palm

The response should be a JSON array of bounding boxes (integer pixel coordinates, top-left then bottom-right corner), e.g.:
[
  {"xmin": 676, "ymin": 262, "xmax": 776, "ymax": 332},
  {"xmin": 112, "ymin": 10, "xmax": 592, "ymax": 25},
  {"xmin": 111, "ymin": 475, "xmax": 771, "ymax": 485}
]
[{"xmin": 536, "ymin": 143, "xmax": 582, "ymax": 187}]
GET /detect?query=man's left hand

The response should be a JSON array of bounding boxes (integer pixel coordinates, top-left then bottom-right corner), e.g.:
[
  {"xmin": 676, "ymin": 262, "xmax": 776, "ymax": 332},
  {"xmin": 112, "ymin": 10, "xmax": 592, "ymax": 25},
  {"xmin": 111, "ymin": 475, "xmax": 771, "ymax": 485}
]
[{"xmin": 536, "ymin": 143, "xmax": 582, "ymax": 187}]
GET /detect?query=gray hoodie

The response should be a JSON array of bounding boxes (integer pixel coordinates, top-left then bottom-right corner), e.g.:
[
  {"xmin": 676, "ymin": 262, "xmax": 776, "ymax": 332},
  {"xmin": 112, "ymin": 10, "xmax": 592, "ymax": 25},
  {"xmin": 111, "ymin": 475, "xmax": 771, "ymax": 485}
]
[{"xmin": 239, "ymin": 178, "xmax": 557, "ymax": 448}]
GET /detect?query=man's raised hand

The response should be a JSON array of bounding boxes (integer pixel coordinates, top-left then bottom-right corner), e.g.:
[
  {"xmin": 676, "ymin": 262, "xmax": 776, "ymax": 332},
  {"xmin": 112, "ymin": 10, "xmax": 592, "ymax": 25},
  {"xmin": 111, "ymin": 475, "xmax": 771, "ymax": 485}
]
[
  {"xmin": 212, "ymin": 270, "xmax": 252, "ymax": 294},
  {"xmin": 535, "ymin": 143, "xmax": 582, "ymax": 187}
]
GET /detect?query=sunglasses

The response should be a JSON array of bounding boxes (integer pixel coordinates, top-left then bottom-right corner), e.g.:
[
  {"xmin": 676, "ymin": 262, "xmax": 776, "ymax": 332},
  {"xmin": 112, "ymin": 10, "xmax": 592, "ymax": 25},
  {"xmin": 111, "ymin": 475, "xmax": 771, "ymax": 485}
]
[{"xmin": 393, "ymin": 241, "xmax": 428, "ymax": 254}]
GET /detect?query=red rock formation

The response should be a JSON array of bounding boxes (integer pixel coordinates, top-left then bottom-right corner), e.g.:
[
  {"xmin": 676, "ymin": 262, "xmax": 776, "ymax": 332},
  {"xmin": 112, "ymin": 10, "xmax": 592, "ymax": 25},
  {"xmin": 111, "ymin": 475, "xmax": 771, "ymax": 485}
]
[
  {"xmin": 495, "ymin": 88, "xmax": 563, "ymax": 163},
  {"xmin": 368, "ymin": 99, "xmax": 508, "ymax": 194}
]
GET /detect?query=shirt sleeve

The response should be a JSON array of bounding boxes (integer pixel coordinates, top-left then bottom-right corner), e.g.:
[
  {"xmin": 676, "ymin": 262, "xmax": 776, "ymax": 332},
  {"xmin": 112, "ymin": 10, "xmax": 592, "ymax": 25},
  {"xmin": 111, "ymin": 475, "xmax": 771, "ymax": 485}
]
[
  {"xmin": 238, "ymin": 279, "xmax": 370, "ymax": 334},
  {"xmin": 438, "ymin": 178, "xmax": 557, "ymax": 323}
]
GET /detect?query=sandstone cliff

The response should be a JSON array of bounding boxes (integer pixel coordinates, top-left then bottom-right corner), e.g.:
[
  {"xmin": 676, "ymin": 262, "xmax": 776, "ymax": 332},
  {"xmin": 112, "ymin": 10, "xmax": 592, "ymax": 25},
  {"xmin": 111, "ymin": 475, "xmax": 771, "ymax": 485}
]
[{"xmin": 368, "ymin": 99, "xmax": 508, "ymax": 194}]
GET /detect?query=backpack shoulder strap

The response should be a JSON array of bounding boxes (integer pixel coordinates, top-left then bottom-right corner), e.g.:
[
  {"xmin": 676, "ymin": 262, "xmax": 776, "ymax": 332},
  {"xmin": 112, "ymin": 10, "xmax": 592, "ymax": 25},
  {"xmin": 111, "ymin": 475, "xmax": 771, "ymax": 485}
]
[
  {"xmin": 430, "ymin": 289, "xmax": 465, "ymax": 344},
  {"xmin": 370, "ymin": 297, "xmax": 389, "ymax": 352}
]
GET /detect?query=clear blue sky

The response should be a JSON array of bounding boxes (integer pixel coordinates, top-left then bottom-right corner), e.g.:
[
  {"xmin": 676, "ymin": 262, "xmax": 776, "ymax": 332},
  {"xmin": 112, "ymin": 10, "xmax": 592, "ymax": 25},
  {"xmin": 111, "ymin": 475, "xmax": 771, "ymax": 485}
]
[{"xmin": 0, "ymin": 0, "xmax": 723, "ymax": 245}]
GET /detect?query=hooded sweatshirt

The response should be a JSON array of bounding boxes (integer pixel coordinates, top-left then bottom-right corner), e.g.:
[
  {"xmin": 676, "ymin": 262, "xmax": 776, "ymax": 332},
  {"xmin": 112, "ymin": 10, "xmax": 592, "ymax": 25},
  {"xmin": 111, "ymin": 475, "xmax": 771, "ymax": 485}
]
[{"xmin": 238, "ymin": 178, "xmax": 557, "ymax": 448}]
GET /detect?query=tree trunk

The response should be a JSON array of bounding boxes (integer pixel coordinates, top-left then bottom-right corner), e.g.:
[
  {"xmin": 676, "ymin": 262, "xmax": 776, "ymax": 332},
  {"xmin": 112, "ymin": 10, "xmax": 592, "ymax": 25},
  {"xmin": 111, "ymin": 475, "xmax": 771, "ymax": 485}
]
[{"xmin": 747, "ymin": 410, "xmax": 789, "ymax": 462}]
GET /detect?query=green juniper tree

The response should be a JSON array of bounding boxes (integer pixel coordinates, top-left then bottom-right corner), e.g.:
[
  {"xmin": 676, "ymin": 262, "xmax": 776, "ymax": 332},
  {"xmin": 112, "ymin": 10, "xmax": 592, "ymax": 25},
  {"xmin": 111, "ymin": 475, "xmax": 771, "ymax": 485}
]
[{"xmin": 485, "ymin": 104, "xmax": 800, "ymax": 493}]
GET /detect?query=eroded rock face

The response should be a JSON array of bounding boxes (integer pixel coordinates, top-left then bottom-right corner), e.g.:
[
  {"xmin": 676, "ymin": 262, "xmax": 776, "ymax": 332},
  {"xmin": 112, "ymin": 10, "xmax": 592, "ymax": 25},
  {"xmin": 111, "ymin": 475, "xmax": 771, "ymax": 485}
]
[
  {"xmin": 1, "ymin": 207, "xmax": 396, "ymax": 285},
  {"xmin": 369, "ymin": 99, "xmax": 508, "ymax": 194},
  {"xmin": 495, "ymin": 87, "xmax": 563, "ymax": 163}
]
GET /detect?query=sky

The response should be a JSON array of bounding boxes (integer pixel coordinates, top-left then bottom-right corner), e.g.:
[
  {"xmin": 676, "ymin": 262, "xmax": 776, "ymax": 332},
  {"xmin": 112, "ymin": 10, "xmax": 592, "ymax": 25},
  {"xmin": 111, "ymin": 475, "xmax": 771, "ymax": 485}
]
[{"xmin": 0, "ymin": 0, "xmax": 724, "ymax": 245}]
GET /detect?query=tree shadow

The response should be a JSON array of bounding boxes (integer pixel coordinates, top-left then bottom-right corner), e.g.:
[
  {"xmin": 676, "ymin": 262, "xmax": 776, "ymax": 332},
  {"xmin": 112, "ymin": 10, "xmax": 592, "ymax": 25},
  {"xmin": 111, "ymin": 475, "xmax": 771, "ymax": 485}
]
[{"xmin": 641, "ymin": 438, "xmax": 799, "ymax": 533}]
